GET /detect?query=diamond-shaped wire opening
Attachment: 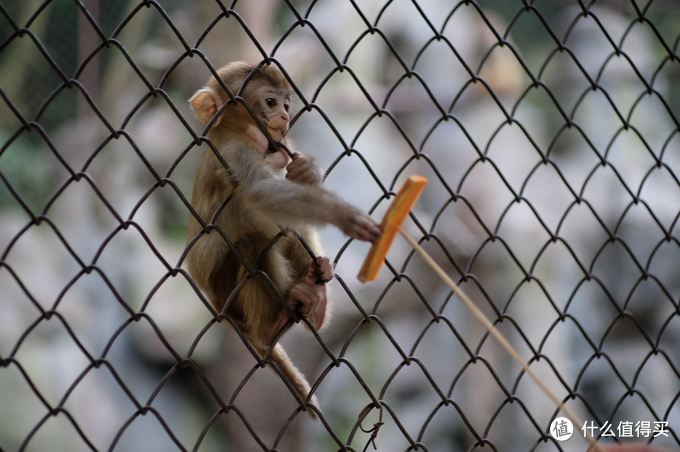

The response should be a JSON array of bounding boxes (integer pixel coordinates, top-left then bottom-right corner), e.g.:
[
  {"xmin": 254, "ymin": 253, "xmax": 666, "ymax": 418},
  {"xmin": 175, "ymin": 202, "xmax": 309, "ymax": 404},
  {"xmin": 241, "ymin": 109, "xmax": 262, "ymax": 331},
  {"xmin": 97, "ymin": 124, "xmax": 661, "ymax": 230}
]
[{"xmin": 1, "ymin": 1, "xmax": 680, "ymax": 451}]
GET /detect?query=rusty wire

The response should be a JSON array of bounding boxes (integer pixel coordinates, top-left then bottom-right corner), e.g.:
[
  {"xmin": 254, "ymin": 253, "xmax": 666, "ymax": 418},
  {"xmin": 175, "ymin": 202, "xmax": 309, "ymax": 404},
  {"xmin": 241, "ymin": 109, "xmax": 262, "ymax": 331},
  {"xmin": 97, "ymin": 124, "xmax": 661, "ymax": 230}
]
[{"xmin": 1, "ymin": 0, "xmax": 680, "ymax": 451}]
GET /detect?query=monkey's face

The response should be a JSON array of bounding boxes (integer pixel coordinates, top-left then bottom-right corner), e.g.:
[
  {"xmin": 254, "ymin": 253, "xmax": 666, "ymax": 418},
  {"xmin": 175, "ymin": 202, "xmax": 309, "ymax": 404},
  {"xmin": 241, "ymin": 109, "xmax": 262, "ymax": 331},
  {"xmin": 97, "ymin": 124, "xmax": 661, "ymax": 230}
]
[
  {"xmin": 253, "ymin": 87, "xmax": 291, "ymax": 170},
  {"xmin": 258, "ymin": 88, "xmax": 291, "ymax": 143}
]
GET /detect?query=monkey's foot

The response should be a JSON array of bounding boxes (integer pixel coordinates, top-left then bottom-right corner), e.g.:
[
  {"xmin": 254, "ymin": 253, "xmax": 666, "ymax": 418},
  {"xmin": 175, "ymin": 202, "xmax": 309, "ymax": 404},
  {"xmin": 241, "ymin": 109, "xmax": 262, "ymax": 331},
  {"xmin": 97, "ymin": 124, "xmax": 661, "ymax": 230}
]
[
  {"xmin": 312, "ymin": 256, "xmax": 333, "ymax": 284},
  {"xmin": 265, "ymin": 258, "xmax": 331, "ymax": 346},
  {"xmin": 286, "ymin": 279, "xmax": 327, "ymax": 330}
]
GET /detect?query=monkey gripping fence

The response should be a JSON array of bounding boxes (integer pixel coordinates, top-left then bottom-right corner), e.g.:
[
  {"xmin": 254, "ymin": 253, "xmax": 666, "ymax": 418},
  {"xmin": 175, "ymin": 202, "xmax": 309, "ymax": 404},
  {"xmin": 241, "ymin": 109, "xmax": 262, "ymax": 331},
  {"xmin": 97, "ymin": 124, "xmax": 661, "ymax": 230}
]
[{"xmin": 1, "ymin": 1, "xmax": 680, "ymax": 451}]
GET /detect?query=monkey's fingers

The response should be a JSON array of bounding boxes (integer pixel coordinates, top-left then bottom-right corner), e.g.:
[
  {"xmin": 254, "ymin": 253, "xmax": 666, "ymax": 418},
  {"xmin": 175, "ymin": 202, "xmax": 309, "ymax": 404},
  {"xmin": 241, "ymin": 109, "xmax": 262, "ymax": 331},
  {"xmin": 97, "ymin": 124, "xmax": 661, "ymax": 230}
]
[
  {"xmin": 358, "ymin": 175, "xmax": 428, "ymax": 283},
  {"xmin": 315, "ymin": 256, "xmax": 333, "ymax": 283},
  {"xmin": 303, "ymin": 259, "xmax": 318, "ymax": 279},
  {"xmin": 364, "ymin": 216, "xmax": 383, "ymax": 243},
  {"xmin": 285, "ymin": 154, "xmax": 317, "ymax": 185},
  {"xmin": 345, "ymin": 211, "xmax": 381, "ymax": 243},
  {"xmin": 304, "ymin": 257, "xmax": 331, "ymax": 285}
]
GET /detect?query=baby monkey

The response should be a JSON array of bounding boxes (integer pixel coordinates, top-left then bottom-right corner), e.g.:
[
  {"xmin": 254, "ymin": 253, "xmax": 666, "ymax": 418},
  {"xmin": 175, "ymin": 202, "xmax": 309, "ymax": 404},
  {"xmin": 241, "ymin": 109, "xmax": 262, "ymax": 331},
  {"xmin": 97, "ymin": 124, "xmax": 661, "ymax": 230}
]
[{"xmin": 185, "ymin": 62, "xmax": 380, "ymax": 418}]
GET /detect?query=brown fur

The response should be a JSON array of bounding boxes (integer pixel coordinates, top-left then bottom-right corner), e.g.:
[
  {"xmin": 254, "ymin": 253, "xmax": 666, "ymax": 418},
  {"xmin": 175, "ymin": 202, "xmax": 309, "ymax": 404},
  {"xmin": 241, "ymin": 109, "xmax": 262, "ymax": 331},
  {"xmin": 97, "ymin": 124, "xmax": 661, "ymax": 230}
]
[{"xmin": 185, "ymin": 62, "xmax": 380, "ymax": 418}]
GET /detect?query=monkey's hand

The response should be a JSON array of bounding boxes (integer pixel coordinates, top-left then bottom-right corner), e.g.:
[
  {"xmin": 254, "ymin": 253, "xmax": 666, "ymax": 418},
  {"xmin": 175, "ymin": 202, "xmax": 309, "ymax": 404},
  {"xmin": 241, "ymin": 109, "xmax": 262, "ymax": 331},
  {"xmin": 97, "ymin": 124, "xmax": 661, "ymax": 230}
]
[
  {"xmin": 336, "ymin": 206, "xmax": 382, "ymax": 243},
  {"xmin": 286, "ymin": 152, "xmax": 322, "ymax": 186}
]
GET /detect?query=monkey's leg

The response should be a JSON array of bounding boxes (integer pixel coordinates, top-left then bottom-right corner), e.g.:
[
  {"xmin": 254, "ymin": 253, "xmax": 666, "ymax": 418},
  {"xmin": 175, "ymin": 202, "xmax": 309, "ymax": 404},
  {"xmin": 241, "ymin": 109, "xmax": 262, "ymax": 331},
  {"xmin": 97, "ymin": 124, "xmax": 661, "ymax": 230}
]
[{"xmin": 234, "ymin": 252, "xmax": 322, "ymax": 419}]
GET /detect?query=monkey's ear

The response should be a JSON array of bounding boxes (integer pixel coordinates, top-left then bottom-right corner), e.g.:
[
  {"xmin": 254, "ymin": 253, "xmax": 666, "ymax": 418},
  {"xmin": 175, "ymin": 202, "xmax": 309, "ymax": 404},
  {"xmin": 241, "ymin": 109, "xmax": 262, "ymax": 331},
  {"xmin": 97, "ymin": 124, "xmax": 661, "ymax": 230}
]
[{"xmin": 189, "ymin": 87, "xmax": 224, "ymax": 127}]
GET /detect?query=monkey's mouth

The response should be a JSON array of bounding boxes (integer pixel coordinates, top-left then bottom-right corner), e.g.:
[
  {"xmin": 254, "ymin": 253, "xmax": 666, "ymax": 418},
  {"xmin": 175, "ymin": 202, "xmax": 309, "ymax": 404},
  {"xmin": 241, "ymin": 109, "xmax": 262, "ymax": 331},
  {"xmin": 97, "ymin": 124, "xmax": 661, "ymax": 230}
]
[
  {"xmin": 265, "ymin": 127, "xmax": 287, "ymax": 154},
  {"xmin": 266, "ymin": 126, "xmax": 286, "ymax": 143}
]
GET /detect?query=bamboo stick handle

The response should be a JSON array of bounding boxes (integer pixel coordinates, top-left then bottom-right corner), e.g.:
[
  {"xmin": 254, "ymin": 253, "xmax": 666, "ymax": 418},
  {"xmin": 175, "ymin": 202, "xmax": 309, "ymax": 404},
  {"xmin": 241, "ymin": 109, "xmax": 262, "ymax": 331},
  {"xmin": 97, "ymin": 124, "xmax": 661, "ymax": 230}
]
[{"xmin": 398, "ymin": 227, "xmax": 604, "ymax": 452}]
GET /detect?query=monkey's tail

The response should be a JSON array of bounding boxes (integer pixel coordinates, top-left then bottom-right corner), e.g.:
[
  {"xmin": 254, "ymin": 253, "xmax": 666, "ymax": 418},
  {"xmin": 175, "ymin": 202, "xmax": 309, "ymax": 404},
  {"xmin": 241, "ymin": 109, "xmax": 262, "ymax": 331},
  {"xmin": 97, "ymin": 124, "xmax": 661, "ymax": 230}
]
[{"xmin": 259, "ymin": 343, "xmax": 321, "ymax": 419}]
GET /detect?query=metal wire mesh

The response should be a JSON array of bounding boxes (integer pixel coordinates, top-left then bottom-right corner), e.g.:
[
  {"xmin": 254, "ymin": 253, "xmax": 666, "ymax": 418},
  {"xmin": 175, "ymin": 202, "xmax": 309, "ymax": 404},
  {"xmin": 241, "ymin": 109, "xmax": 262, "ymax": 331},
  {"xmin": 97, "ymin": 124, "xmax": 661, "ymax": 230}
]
[{"xmin": 1, "ymin": 1, "xmax": 679, "ymax": 451}]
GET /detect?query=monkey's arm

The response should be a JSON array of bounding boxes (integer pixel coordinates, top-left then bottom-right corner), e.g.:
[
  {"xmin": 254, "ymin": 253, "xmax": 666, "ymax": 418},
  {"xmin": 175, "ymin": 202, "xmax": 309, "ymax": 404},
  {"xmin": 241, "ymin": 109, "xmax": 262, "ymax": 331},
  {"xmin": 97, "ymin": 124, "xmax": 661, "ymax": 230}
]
[
  {"xmin": 228, "ymin": 144, "xmax": 381, "ymax": 242},
  {"xmin": 249, "ymin": 178, "xmax": 379, "ymax": 242}
]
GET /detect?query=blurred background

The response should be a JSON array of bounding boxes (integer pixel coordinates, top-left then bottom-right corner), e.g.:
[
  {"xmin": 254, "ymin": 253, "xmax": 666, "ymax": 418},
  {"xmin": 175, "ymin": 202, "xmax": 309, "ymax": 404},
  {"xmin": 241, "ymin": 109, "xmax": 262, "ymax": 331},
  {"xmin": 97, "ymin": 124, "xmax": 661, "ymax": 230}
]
[{"xmin": 1, "ymin": 0, "xmax": 679, "ymax": 451}]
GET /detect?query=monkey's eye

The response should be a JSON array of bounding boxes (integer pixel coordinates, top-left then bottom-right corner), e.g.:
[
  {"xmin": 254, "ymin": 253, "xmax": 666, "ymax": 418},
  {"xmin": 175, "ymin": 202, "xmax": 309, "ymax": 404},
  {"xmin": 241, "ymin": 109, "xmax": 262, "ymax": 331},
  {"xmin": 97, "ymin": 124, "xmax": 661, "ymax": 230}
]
[
  {"xmin": 266, "ymin": 98, "xmax": 276, "ymax": 107},
  {"xmin": 283, "ymin": 103, "xmax": 290, "ymax": 112}
]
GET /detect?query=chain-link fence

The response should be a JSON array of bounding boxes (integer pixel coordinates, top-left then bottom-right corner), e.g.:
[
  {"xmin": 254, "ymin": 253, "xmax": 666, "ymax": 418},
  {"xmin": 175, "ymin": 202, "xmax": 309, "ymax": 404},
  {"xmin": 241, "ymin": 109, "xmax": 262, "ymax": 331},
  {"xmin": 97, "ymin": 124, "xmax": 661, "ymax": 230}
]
[{"xmin": 1, "ymin": 1, "xmax": 680, "ymax": 451}]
